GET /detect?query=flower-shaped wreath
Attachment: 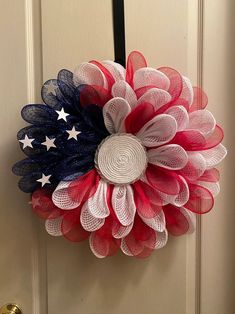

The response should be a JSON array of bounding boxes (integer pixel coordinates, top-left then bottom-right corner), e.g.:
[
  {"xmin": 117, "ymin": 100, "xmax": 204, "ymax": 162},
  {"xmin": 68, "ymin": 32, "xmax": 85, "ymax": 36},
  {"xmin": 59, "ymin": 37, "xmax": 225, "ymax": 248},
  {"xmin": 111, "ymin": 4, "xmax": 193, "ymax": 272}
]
[{"xmin": 13, "ymin": 51, "xmax": 227, "ymax": 258}]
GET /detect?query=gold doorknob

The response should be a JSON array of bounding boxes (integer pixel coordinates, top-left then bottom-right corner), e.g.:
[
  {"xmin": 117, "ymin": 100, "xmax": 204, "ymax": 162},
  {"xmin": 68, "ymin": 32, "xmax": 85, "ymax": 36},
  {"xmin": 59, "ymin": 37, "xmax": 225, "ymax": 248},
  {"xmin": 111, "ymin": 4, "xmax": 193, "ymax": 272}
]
[{"xmin": 0, "ymin": 304, "xmax": 22, "ymax": 314}]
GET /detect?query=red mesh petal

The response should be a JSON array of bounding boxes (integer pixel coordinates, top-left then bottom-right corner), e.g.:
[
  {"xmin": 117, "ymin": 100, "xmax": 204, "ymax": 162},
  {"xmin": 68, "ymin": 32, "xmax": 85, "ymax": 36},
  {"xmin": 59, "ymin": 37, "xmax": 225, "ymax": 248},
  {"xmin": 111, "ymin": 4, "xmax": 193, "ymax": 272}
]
[
  {"xmin": 189, "ymin": 87, "xmax": 208, "ymax": 112},
  {"xmin": 171, "ymin": 130, "xmax": 206, "ymax": 151},
  {"xmin": 79, "ymin": 85, "xmax": 111, "ymax": 107},
  {"xmin": 132, "ymin": 216, "xmax": 155, "ymax": 243},
  {"xmin": 125, "ymin": 102, "xmax": 155, "ymax": 134},
  {"xmin": 202, "ymin": 125, "xmax": 224, "ymax": 150},
  {"xmin": 146, "ymin": 164, "xmax": 181, "ymax": 195},
  {"xmin": 184, "ymin": 183, "xmax": 214, "ymax": 214},
  {"xmin": 62, "ymin": 210, "xmax": 90, "ymax": 242},
  {"xmin": 124, "ymin": 233, "xmax": 144, "ymax": 256},
  {"xmin": 133, "ymin": 181, "xmax": 162, "ymax": 218},
  {"xmin": 136, "ymin": 247, "xmax": 154, "ymax": 258},
  {"xmin": 162, "ymin": 98, "xmax": 190, "ymax": 114},
  {"xmin": 95, "ymin": 217, "xmax": 113, "ymax": 239},
  {"xmin": 155, "ymin": 97, "xmax": 190, "ymax": 116},
  {"xmin": 125, "ymin": 217, "xmax": 156, "ymax": 256},
  {"xmin": 106, "ymin": 238, "xmax": 121, "ymax": 257},
  {"xmin": 157, "ymin": 67, "xmax": 183, "ymax": 102},
  {"xmin": 32, "ymin": 189, "xmax": 62, "ymax": 220},
  {"xmin": 174, "ymin": 125, "xmax": 223, "ymax": 151},
  {"xmin": 90, "ymin": 60, "xmax": 115, "ymax": 90},
  {"xmin": 199, "ymin": 168, "xmax": 220, "ymax": 182},
  {"xmin": 68, "ymin": 169, "xmax": 100, "ymax": 204},
  {"xmin": 126, "ymin": 51, "xmax": 147, "ymax": 87},
  {"xmin": 163, "ymin": 204, "xmax": 189, "ymax": 236},
  {"xmin": 106, "ymin": 184, "xmax": 120, "ymax": 222},
  {"xmin": 135, "ymin": 85, "xmax": 157, "ymax": 99},
  {"xmin": 91, "ymin": 232, "xmax": 120, "ymax": 257},
  {"xmin": 137, "ymin": 180, "xmax": 162, "ymax": 206}
]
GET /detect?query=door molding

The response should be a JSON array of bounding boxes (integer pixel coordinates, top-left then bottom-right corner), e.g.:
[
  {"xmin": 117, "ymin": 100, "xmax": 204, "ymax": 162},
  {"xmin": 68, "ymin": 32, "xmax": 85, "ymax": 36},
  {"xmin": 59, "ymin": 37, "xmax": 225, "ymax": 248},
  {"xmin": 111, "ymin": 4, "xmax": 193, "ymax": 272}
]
[
  {"xmin": 186, "ymin": 1, "xmax": 204, "ymax": 313},
  {"xmin": 25, "ymin": 0, "xmax": 48, "ymax": 313}
]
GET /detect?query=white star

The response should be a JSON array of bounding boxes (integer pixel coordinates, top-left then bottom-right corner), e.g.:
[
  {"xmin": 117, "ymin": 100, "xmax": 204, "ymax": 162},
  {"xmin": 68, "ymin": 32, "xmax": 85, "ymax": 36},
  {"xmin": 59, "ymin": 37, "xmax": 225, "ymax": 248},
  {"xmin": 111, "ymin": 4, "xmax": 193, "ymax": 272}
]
[
  {"xmin": 41, "ymin": 136, "xmax": 56, "ymax": 151},
  {"xmin": 37, "ymin": 174, "xmax": 51, "ymax": 187},
  {"xmin": 19, "ymin": 135, "xmax": 34, "ymax": 149},
  {"xmin": 66, "ymin": 126, "xmax": 81, "ymax": 140},
  {"xmin": 45, "ymin": 80, "xmax": 57, "ymax": 95},
  {"xmin": 56, "ymin": 108, "xmax": 69, "ymax": 122}
]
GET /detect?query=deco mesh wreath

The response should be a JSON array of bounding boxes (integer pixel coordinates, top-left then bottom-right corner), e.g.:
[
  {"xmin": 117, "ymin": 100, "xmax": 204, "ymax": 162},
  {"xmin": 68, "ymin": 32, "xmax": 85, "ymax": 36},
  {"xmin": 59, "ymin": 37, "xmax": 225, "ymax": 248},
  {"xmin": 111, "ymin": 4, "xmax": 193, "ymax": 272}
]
[{"xmin": 13, "ymin": 51, "xmax": 227, "ymax": 258}]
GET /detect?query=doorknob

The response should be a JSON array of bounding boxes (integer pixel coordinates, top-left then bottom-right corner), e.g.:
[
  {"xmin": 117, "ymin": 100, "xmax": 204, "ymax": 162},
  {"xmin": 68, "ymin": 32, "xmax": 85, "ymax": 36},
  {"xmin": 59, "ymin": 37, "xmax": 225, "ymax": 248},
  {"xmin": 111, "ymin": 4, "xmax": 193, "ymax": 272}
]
[{"xmin": 0, "ymin": 304, "xmax": 22, "ymax": 314}]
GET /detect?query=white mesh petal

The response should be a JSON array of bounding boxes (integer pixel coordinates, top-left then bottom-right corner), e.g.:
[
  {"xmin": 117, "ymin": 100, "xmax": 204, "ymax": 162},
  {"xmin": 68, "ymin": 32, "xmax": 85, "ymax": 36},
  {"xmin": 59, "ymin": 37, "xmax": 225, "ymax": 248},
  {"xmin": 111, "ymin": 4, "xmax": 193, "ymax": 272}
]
[
  {"xmin": 154, "ymin": 229, "xmax": 168, "ymax": 249},
  {"xmin": 45, "ymin": 216, "xmax": 63, "ymax": 236},
  {"xmin": 147, "ymin": 144, "xmax": 188, "ymax": 170},
  {"xmin": 103, "ymin": 97, "xmax": 131, "ymax": 133},
  {"xmin": 188, "ymin": 109, "xmax": 216, "ymax": 136},
  {"xmin": 133, "ymin": 67, "xmax": 170, "ymax": 91},
  {"xmin": 140, "ymin": 210, "xmax": 165, "ymax": 232},
  {"xmin": 136, "ymin": 114, "xmax": 177, "ymax": 147},
  {"xmin": 165, "ymin": 105, "xmax": 189, "ymax": 131},
  {"xmin": 101, "ymin": 60, "xmax": 126, "ymax": 81},
  {"xmin": 112, "ymin": 222, "xmax": 133, "ymax": 239},
  {"xmin": 180, "ymin": 76, "xmax": 193, "ymax": 106},
  {"xmin": 172, "ymin": 176, "xmax": 189, "ymax": 207},
  {"xmin": 197, "ymin": 181, "xmax": 220, "ymax": 197},
  {"xmin": 137, "ymin": 88, "xmax": 171, "ymax": 111},
  {"xmin": 120, "ymin": 239, "xmax": 134, "ymax": 256},
  {"xmin": 111, "ymin": 80, "xmax": 137, "ymax": 107},
  {"xmin": 199, "ymin": 144, "xmax": 227, "ymax": 168},
  {"xmin": 80, "ymin": 202, "xmax": 105, "ymax": 232},
  {"xmin": 180, "ymin": 207, "xmax": 196, "ymax": 234},
  {"xmin": 87, "ymin": 180, "xmax": 109, "ymax": 218},
  {"xmin": 112, "ymin": 185, "xmax": 136, "ymax": 226},
  {"xmin": 73, "ymin": 62, "xmax": 107, "ymax": 88},
  {"xmin": 52, "ymin": 181, "xmax": 80, "ymax": 209},
  {"xmin": 180, "ymin": 152, "xmax": 206, "ymax": 181}
]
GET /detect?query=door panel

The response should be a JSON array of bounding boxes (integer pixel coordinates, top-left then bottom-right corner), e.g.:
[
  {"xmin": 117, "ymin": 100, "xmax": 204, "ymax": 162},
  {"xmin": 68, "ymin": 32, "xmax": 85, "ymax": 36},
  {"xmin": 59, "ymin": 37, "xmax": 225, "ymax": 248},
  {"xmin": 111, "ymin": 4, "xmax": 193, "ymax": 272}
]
[
  {"xmin": 0, "ymin": 1, "xmax": 234, "ymax": 313},
  {"xmin": 42, "ymin": 1, "xmax": 190, "ymax": 313}
]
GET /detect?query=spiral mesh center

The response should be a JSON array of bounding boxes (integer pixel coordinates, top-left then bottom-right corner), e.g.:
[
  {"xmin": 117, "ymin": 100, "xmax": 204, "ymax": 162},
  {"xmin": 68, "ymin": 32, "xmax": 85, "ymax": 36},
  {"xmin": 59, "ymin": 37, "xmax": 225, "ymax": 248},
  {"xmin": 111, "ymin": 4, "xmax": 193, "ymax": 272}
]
[{"xmin": 95, "ymin": 134, "xmax": 147, "ymax": 184}]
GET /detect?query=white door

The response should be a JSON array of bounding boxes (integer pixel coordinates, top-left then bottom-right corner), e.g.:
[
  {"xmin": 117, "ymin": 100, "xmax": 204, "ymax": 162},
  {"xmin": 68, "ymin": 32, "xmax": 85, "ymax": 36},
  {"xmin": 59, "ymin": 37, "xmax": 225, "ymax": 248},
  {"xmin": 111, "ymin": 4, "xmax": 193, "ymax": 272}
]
[{"xmin": 0, "ymin": 1, "xmax": 234, "ymax": 313}]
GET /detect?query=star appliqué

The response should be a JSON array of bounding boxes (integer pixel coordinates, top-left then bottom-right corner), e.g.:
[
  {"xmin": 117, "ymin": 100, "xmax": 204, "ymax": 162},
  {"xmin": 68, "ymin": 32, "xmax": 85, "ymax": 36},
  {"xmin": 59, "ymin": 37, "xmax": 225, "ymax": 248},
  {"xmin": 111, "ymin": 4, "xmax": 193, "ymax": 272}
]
[
  {"xmin": 19, "ymin": 135, "xmax": 34, "ymax": 149},
  {"xmin": 56, "ymin": 108, "xmax": 69, "ymax": 122},
  {"xmin": 37, "ymin": 174, "xmax": 51, "ymax": 187},
  {"xmin": 41, "ymin": 136, "xmax": 56, "ymax": 151},
  {"xmin": 30, "ymin": 196, "xmax": 41, "ymax": 208},
  {"xmin": 66, "ymin": 126, "xmax": 81, "ymax": 140},
  {"xmin": 45, "ymin": 80, "xmax": 57, "ymax": 96}
]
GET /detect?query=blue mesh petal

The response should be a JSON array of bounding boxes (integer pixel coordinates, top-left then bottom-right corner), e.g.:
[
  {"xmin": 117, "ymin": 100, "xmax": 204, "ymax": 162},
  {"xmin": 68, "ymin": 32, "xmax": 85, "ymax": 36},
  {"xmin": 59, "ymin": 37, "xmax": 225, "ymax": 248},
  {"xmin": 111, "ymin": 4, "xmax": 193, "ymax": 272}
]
[
  {"xmin": 57, "ymin": 69, "xmax": 75, "ymax": 89},
  {"xmin": 17, "ymin": 125, "xmax": 61, "ymax": 156},
  {"xmin": 52, "ymin": 155, "xmax": 94, "ymax": 180},
  {"xmin": 41, "ymin": 79, "xmax": 79, "ymax": 116},
  {"xmin": 82, "ymin": 104, "xmax": 109, "ymax": 136},
  {"xmin": 21, "ymin": 104, "xmax": 58, "ymax": 125},
  {"xmin": 55, "ymin": 131, "xmax": 99, "ymax": 156},
  {"xmin": 12, "ymin": 158, "xmax": 41, "ymax": 176},
  {"xmin": 57, "ymin": 80, "xmax": 75, "ymax": 106},
  {"xmin": 17, "ymin": 125, "xmax": 59, "ymax": 140},
  {"xmin": 41, "ymin": 79, "xmax": 66, "ymax": 109},
  {"xmin": 18, "ymin": 172, "xmax": 58, "ymax": 193}
]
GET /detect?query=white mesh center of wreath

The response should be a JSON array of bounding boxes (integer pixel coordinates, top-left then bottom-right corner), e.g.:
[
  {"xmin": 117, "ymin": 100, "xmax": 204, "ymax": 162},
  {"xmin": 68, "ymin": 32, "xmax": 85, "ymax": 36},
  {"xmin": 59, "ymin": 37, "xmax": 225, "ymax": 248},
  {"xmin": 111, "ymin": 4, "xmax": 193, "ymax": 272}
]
[{"xmin": 96, "ymin": 134, "xmax": 147, "ymax": 184}]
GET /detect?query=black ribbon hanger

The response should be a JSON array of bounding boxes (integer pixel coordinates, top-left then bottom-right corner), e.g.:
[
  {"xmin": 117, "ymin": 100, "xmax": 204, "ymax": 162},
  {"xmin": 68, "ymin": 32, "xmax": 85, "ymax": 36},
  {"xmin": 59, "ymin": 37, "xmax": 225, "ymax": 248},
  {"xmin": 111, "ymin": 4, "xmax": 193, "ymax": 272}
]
[{"xmin": 112, "ymin": 0, "xmax": 126, "ymax": 67}]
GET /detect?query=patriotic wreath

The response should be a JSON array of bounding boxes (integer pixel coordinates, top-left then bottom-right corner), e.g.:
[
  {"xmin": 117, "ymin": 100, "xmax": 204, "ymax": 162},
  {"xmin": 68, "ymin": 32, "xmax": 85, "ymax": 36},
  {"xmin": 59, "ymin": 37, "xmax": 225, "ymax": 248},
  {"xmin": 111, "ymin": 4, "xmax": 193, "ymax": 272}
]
[{"xmin": 13, "ymin": 51, "xmax": 227, "ymax": 258}]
